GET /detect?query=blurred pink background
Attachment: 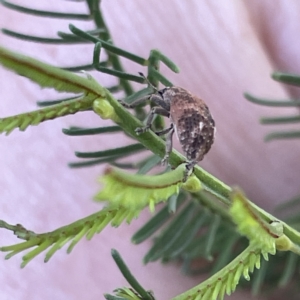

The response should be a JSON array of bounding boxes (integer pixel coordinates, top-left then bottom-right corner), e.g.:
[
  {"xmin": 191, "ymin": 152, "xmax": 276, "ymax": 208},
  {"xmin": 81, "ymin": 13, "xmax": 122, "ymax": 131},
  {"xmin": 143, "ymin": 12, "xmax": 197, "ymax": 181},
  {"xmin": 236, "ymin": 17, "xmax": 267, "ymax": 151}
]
[{"xmin": 1, "ymin": 1, "xmax": 300, "ymax": 299}]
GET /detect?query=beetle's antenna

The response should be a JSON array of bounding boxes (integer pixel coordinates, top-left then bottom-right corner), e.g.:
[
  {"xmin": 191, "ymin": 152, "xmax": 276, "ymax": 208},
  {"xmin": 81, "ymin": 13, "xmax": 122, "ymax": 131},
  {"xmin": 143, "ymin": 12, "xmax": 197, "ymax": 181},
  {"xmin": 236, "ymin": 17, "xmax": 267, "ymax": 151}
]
[{"xmin": 138, "ymin": 72, "xmax": 158, "ymax": 92}]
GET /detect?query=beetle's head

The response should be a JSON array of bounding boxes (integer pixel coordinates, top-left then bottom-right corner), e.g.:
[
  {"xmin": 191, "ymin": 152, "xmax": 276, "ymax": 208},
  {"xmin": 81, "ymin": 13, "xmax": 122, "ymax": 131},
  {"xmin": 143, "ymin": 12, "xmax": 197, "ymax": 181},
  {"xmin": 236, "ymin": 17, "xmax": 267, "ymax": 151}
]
[{"xmin": 158, "ymin": 87, "xmax": 170, "ymax": 97}]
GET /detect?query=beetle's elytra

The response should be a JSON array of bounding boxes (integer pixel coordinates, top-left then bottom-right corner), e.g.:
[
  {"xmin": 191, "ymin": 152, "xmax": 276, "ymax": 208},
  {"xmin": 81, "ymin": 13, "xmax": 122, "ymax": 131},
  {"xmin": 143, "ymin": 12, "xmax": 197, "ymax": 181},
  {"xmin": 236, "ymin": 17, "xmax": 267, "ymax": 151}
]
[
  {"xmin": 120, "ymin": 78, "xmax": 215, "ymax": 182},
  {"xmin": 162, "ymin": 86, "xmax": 215, "ymax": 162}
]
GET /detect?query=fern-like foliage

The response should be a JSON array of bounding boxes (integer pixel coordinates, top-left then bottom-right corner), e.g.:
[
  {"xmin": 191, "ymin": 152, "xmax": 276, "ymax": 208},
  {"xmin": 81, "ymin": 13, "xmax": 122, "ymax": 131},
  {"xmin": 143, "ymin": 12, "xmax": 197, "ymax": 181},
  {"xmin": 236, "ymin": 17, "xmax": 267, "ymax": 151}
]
[
  {"xmin": 1, "ymin": 1, "xmax": 300, "ymax": 300},
  {"xmin": 245, "ymin": 72, "xmax": 300, "ymax": 142},
  {"xmin": 0, "ymin": 162, "xmax": 201, "ymax": 267},
  {"xmin": 0, "ymin": 46, "xmax": 106, "ymax": 134},
  {"xmin": 230, "ymin": 188, "xmax": 281, "ymax": 255},
  {"xmin": 0, "ymin": 207, "xmax": 140, "ymax": 268},
  {"xmin": 95, "ymin": 164, "xmax": 201, "ymax": 211},
  {"xmin": 130, "ymin": 187, "xmax": 300, "ymax": 299},
  {"xmin": 173, "ymin": 244, "xmax": 267, "ymax": 300}
]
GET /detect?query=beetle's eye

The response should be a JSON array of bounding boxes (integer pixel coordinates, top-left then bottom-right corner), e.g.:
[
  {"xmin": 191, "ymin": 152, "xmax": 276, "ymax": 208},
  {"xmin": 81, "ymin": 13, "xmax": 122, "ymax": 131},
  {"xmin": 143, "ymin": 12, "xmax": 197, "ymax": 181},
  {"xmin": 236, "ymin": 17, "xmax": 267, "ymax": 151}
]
[{"xmin": 158, "ymin": 88, "xmax": 168, "ymax": 96}]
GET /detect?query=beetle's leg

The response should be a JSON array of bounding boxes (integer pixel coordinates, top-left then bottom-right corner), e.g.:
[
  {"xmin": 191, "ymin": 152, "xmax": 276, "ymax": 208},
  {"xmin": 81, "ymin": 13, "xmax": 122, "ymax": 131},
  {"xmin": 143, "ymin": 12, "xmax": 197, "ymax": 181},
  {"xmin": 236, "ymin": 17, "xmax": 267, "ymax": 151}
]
[
  {"xmin": 183, "ymin": 160, "xmax": 197, "ymax": 182},
  {"xmin": 119, "ymin": 93, "xmax": 170, "ymax": 111},
  {"xmin": 150, "ymin": 95, "xmax": 170, "ymax": 111},
  {"xmin": 155, "ymin": 126, "xmax": 173, "ymax": 136},
  {"xmin": 135, "ymin": 107, "xmax": 170, "ymax": 135},
  {"xmin": 118, "ymin": 95, "xmax": 150, "ymax": 108},
  {"xmin": 161, "ymin": 124, "xmax": 174, "ymax": 166}
]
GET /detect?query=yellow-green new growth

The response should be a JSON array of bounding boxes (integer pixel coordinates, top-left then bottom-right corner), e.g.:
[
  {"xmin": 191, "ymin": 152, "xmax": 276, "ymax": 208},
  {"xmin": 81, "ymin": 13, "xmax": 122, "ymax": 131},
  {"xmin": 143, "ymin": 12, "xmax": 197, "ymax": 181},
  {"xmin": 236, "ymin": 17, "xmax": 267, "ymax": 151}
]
[
  {"xmin": 93, "ymin": 98, "xmax": 120, "ymax": 123},
  {"xmin": 172, "ymin": 188, "xmax": 291, "ymax": 300},
  {"xmin": 109, "ymin": 287, "xmax": 145, "ymax": 300},
  {"xmin": 229, "ymin": 188, "xmax": 282, "ymax": 255},
  {"xmin": 95, "ymin": 164, "xmax": 201, "ymax": 212},
  {"xmin": 0, "ymin": 206, "xmax": 141, "ymax": 268},
  {"xmin": 173, "ymin": 244, "xmax": 267, "ymax": 300}
]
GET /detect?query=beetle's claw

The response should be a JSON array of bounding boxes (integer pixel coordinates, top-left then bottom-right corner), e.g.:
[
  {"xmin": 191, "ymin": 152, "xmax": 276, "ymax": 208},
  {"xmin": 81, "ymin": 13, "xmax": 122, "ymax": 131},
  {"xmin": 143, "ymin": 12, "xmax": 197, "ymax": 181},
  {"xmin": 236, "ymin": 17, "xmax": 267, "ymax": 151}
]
[
  {"xmin": 161, "ymin": 155, "xmax": 169, "ymax": 166},
  {"xmin": 118, "ymin": 99, "xmax": 131, "ymax": 108},
  {"xmin": 183, "ymin": 161, "xmax": 195, "ymax": 182},
  {"xmin": 135, "ymin": 126, "xmax": 149, "ymax": 135}
]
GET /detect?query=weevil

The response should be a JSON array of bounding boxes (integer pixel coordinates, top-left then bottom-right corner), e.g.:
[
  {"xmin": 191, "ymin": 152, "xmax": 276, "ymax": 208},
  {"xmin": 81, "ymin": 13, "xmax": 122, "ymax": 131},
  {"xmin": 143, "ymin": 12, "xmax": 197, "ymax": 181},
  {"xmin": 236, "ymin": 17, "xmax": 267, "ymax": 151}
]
[{"xmin": 120, "ymin": 74, "xmax": 215, "ymax": 182}]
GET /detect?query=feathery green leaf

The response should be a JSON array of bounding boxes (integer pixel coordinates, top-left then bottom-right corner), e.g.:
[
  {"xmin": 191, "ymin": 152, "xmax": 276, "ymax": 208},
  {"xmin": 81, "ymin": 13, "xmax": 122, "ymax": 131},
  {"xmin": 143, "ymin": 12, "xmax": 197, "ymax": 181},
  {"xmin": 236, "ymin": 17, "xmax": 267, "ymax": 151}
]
[
  {"xmin": 95, "ymin": 164, "xmax": 201, "ymax": 212},
  {"xmin": 173, "ymin": 244, "xmax": 267, "ymax": 300},
  {"xmin": 0, "ymin": 46, "xmax": 105, "ymax": 96},
  {"xmin": 0, "ymin": 206, "xmax": 141, "ymax": 267},
  {"xmin": 230, "ymin": 188, "xmax": 281, "ymax": 254},
  {"xmin": 0, "ymin": 95, "xmax": 95, "ymax": 135}
]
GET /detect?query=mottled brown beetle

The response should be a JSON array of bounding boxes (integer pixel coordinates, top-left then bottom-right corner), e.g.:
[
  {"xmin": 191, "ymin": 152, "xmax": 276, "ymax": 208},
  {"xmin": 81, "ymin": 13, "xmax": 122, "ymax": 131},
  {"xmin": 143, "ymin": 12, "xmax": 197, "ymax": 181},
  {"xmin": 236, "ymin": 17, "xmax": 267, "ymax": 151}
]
[{"xmin": 120, "ymin": 74, "xmax": 215, "ymax": 182}]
